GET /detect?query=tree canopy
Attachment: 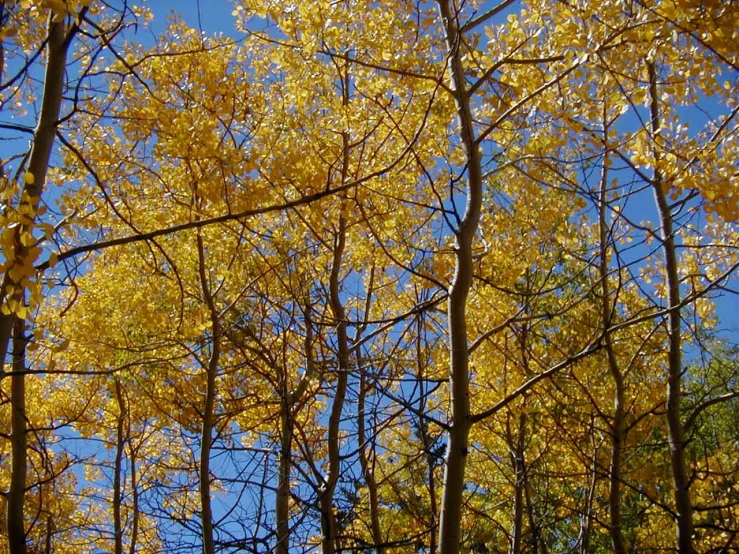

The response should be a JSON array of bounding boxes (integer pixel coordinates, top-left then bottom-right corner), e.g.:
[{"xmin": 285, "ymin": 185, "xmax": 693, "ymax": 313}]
[{"xmin": 0, "ymin": 1, "xmax": 737, "ymax": 553}]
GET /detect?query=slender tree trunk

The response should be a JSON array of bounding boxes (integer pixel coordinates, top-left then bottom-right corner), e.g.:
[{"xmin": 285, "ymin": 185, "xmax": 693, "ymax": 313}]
[
  {"xmin": 321, "ymin": 209, "xmax": 349, "ymax": 554},
  {"xmin": 128, "ymin": 442, "xmax": 139, "ymax": 554},
  {"xmin": 319, "ymin": 63, "xmax": 353, "ymax": 553},
  {"xmin": 354, "ymin": 269, "xmax": 382, "ymax": 552},
  {"xmin": 197, "ymin": 232, "xmax": 219, "ymax": 554},
  {"xmin": 579, "ymin": 438, "xmax": 599, "ymax": 554},
  {"xmin": 3, "ymin": 19, "xmax": 69, "ymax": 554},
  {"xmin": 509, "ymin": 415, "xmax": 526, "ymax": 554},
  {"xmin": 43, "ymin": 514, "xmax": 53, "ymax": 554},
  {"xmin": 598, "ymin": 143, "xmax": 627, "ymax": 554},
  {"xmin": 647, "ymin": 62, "xmax": 694, "ymax": 554},
  {"xmin": 357, "ymin": 366, "xmax": 383, "ymax": 553},
  {"xmin": 524, "ymin": 480, "xmax": 539, "ymax": 554},
  {"xmin": 275, "ymin": 304, "xmax": 316, "ymax": 553},
  {"xmin": 275, "ymin": 369, "xmax": 293, "ymax": 554},
  {"xmin": 436, "ymin": 2, "xmax": 484, "ymax": 553},
  {"xmin": 113, "ymin": 379, "xmax": 127, "ymax": 554},
  {"xmin": 8, "ymin": 316, "xmax": 28, "ymax": 554},
  {"xmin": 416, "ymin": 317, "xmax": 438, "ymax": 554},
  {"xmin": 0, "ymin": 16, "xmax": 68, "ymax": 372}
]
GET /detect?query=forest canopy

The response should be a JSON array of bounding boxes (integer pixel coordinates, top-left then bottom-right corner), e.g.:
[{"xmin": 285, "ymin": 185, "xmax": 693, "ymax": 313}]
[{"xmin": 0, "ymin": 0, "xmax": 737, "ymax": 553}]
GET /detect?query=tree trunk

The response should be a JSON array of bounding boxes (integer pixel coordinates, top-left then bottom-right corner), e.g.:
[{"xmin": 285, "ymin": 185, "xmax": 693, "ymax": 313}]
[
  {"xmin": 3, "ymin": 18, "xmax": 69, "ymax": 554},
  {"xmin": 275, "ymin": 371, "xmax": 293, "ymax": 554},
  {"xmin": 357, "ymin": 364, "xmax": 383, "ymax": 553},
  {"xmin": 436, "ymin": 2, "xmax": 484, "ymax": 553},
  {"xmin": 321, "ymin": 209, "xmax": 349, "ymax": 554},
  {"xmin": 647, "ymin": 62, "xmax": 694, "ymax": 554},
  {"xmin": 8, "ymin": 316, "xmax": 28, "ymax": 554},
  {"xmin": 598, "ymin": 142, "xmax": 627, "ymax": 554},
  {"xmin": 128, "ymin": 440, "xmax": 139, "ymax": 554},
  {"xmin": 197, "ymin": 232, "xmax": 219, "ymax": 554},
  {"xmin": 509, "ymin": 415, "xmax": 526, "ymax": 554},
  {"xmin": 416, "ymin": 317, "xmax": 438, "ymax": 554},
  {"xmin": 0, "ymin": 15, "xmax": 68, "ymax": 372},
  {"xmin": 113, "ymin": 380, "xmax": 127, "ymax": 554},
  {"xmin": 579, "ymin": 438, "xmax": 598, "ymax": 554}
]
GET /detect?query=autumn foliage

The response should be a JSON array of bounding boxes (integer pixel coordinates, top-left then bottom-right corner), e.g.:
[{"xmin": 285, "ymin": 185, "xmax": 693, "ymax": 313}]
[{"xmin": 0, "ymin": 1, "xmax": 737, "ymax": 553}]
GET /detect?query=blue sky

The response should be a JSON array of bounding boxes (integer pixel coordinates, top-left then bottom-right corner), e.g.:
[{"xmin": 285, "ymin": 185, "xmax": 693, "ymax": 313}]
[{"xmin": 0, "ymin": 2, "xmax": 736, "ymax": 549}]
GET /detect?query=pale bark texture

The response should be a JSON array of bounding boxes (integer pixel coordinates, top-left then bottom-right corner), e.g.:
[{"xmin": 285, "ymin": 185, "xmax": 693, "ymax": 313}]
[
  {"xmin": 648, "ymin": 62, "xmax": 694, "ymax": 554},
  {"xmin": 3, "ymin": 16, "xmax": 71, "ymax": 554},
  {"xmin": 436, "ymin": 1, "xmax": 484, "ymax": 553}
]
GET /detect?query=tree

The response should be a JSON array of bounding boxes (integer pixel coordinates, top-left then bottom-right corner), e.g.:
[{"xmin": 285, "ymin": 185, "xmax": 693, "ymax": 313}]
[{"xmin": 2, "ymin": 1, "xmax": 737, "ymax": 553}]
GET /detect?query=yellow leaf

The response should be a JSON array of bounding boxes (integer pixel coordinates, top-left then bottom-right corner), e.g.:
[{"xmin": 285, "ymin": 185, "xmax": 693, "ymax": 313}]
[
  {"xmin": 20, "ymin": 231, "xmax": 35, "ymax": 247},
  {"xmin": 22, "ymin": 172, "xmax": 35, "ymax": 185}
]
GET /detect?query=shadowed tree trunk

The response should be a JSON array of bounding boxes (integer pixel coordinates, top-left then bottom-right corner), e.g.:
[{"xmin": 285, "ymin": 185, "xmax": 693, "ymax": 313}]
[
  {"xmin": 274, "ymin": 304, "xmax": 315, "ymax": 554},
  {"xmin": 113, "ymin": 379, "xmax": 127, "ymax": 554},
  {"xmin": 318, "ymin": 59, "xmax": 353, "ymax": 554},
  {"xmin": 357, "ymin": 364, "xmax": 384, "ymax": 553},
  {"xmin": 8, "ymin": 316, "xmax": 28, "ymax": 554},
  {"xmin": 509, "ymin": 414, "xmax": 526, "ymax": 554},
  {"xmin": 598, "ymin": 128, "xmax": 627, "ymax": 554},
  {"xmin": 197, "ymin": 229, "xmax": 219, "ymax": 554}
]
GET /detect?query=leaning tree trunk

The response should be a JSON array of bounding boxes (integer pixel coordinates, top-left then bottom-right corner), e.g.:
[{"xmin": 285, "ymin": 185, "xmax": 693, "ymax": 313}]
[{"xmin": 3, "ymin": 15, "xmax": 72, "ymax": 554}]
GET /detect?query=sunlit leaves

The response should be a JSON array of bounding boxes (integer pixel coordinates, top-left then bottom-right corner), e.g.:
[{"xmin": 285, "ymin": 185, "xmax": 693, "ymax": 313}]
[{"xmin": 1, "ymin": 0, "xmax": 737, "ymax": 552}]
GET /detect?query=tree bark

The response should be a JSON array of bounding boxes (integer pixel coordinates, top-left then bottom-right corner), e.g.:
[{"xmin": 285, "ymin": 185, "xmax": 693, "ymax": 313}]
[
  {"xmin": 197, "ymin": 231, "xmax": 219, "ymax": 554},
  {"xmin": 275, "ymin": 366, "xmax": 294, "ymax": 554},
  {"xmin": 436, "ymin": 2, "xmax": 484, "ymax": 553},
  {"xmin": 2, "ymin": 19, "xmax": 69, "ymax": 553},
  {"xmin": 8, "ymin": 316, "xmax": 28, "ymax": 554},
  {"xmin": 648, "ymin": 62, "xmax": 693, "ymax": 554},
  {"xmin": 0, "ymin": 16, "xmax": 67, "ymax": 373},
  {"xmin": 509, "ymin": 415, "xmax": 526, "ymax": 554},
  {"xmin": 598, "ymin": 142, "xmax": 627, "ymax": 554},
  {"xmin": 275, "ymin": 304, "xmax": 316, "ymax": 554},
  {"xmin": 579, "ymin": 437, "xmax": 598, "ymax": 554},
  {"xmin": 128, "ymin": 440, "xmax": 139, "ymax": 554},
  {"xmin": 416, "ymin": 316, "xmax": 438, "ymax": 554},
  {"xmin": 357, "ymin": 361, "xmax": 383, "ymax": 553},
  {"xmin": 113, "ymin": 379, "xmax": 127, "ymax": 554},
  {"xmin": 320, "ymin": 209, "xmax": 349, "ymax": 554}
]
